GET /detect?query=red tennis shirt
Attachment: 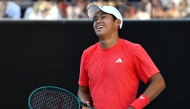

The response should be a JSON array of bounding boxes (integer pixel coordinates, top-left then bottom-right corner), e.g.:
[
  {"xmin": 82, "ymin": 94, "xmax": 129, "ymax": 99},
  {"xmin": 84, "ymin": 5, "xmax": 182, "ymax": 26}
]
[{"xmin": 78, "ymin": 38, "xmax": 159, "ymax": 109}]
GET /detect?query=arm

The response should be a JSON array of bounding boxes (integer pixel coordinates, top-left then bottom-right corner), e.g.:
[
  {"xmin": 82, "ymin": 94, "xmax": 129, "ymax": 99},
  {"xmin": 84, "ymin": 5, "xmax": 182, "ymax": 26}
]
[
  {"xmin": 78, "ymin": 85, "xmax": 91, "ymax": 109},
  {"xmin": 143, "ymin": 72, "xmax": 166, "ymax": 101},
  {"xmin": 128, "ymin": 72, "xmax": 166, "ymax": 109}
]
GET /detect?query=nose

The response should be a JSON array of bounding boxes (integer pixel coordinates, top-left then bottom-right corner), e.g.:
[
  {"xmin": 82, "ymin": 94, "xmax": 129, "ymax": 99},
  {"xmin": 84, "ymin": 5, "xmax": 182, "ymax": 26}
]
[{"xmin": 96, "ymin": 18, "xmax": 101, "ymax": 24}]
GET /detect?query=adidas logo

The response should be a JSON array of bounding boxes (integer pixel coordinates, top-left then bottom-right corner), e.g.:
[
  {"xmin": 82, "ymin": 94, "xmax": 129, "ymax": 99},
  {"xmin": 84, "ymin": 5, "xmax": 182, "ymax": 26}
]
[{"xmin": 115, "ymin": 58, "xmax": 122, "ymax": 63}]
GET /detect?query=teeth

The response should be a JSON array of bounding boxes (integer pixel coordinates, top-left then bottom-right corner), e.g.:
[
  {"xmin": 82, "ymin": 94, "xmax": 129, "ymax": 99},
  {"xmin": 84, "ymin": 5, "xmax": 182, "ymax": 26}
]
[{"xmin": 97, "ymin": 26, "xmax": 103, "ymax": 29}]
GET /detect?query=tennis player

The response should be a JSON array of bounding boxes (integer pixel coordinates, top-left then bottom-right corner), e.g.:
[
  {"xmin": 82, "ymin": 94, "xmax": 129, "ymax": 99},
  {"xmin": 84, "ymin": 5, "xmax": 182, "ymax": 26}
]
[{"xmin": 78, "ymin": 4, "xmax": 166, "ymax": 109}]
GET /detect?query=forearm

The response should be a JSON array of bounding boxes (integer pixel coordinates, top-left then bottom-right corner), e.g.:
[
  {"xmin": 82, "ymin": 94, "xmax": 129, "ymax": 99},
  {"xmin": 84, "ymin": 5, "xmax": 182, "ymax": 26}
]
[
  {"xmin": 129, "ymin": 73, "xmax": 166, "ymax": 109},
  {"xmin": 78, "ymin": 90, "xmax": 91, "ymax": 103},
  {"xmin": 143, "ymin": 73, "xmax": 166, "ymax": 101},
  {"xmin": 77, "ymin": 86, "xmax": 91, "ymax": 105}
]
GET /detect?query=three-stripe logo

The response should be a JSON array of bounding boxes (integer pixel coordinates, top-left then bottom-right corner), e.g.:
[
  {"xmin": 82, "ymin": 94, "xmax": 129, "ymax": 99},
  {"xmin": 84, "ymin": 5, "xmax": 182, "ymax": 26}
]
[{"xmin": 115, "ymin": 58, "xmax": 122, "ymax": 63}]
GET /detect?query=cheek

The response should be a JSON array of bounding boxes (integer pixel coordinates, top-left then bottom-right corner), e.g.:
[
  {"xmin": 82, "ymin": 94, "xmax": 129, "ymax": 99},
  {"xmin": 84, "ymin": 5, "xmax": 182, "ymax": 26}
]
[
  {"xmin": 104, "ymin": 19, "xmax": 112, "ymax": 26},
  {"xmin": 93, "ymin": 23, "xmax": 96, "ymax": 30}
]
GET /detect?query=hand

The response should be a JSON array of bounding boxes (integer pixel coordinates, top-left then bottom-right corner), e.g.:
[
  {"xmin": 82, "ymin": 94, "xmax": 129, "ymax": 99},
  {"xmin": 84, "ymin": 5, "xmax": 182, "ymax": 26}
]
[
  {"xmin": 82, "ymin": 105, "xmax": 91, "ymax": 109},
  {"xmin": 82, "ymin": 107, "xmax": 90, "ymax": 109},
  {"xmin": 82, "ymin": 102, "xmax": 91, "ymax": 109},
  {"xmin": 127, "ymin": 106, "xmax": 135, "ymax": 109}
]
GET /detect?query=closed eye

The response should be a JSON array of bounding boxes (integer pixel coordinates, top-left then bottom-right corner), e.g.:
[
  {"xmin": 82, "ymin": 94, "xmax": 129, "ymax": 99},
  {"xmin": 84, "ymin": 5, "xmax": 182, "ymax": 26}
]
[
  {"xmin": 93, "ymin": 18, "xmax": 97, "ymax": 22},
  {"xmin": 101, "ymin": 16, "xmax": 106, "ymax": 19}
]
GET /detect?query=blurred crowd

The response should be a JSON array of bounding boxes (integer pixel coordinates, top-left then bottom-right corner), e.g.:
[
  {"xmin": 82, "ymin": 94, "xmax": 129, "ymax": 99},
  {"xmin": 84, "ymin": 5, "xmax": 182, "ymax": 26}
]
[{"xmin": 0, "ymin": 0, "xmax": 190, "ymax": 20}]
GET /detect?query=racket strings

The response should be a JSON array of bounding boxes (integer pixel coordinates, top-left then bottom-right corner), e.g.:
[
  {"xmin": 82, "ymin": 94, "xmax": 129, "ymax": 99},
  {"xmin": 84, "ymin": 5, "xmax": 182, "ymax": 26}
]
[{"xmin": 30, "ymin": 88, "xmax": 79, "ymax": 109}]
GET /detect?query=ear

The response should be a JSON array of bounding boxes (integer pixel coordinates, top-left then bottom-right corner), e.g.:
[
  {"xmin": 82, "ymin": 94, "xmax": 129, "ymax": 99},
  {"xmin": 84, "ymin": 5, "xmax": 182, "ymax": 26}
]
[{"xmin": 115, "ymin": 19, "xmax": 121, "ymax": 28}]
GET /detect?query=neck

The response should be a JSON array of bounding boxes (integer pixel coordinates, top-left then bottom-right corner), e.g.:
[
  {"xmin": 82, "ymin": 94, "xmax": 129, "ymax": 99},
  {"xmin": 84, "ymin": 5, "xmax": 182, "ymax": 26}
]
[{"xmin": 99, "ymin": 36, "xmax": 119, "ymax": 49}]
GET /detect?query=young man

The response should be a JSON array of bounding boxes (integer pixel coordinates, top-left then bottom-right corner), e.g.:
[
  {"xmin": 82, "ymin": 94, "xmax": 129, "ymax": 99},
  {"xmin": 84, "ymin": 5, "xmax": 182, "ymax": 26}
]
[{"xmin": 78, "ymin": 4, "xmax": 166, "ymax": 109}]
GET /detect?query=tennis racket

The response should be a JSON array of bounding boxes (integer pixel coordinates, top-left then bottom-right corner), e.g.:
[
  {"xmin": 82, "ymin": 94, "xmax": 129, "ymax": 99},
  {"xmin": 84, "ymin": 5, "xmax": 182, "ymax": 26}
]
[{"xmin": 28, "ymin": 86, "xmax": 95, "ymax": 109}]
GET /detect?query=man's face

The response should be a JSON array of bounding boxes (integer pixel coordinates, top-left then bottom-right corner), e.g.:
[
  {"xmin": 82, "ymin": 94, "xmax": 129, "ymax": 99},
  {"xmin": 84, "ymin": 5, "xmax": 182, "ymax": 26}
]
[{"xmin": 93, "ymin": 11, "xmax": 117, "ymax": 38}]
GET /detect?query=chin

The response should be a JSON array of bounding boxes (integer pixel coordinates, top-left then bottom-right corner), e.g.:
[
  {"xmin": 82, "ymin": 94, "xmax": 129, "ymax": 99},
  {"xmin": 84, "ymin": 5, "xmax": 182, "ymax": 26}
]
[
  {"xmin": 96, "ymin": 31, "xmax": 105, "ymax": 37},
  {"xmin": 96, "ymin": 33, "xmax": 104, "ymax": 38}
]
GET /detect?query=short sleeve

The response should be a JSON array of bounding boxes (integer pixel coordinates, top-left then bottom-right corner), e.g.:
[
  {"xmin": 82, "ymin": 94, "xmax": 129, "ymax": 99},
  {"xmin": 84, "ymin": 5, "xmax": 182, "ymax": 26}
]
[
  {"xmin": 134, "ymin": 45, "xmax": 160, "ymax": 84},
  {"xmin": 78, "ymin": 51, "xmax": 89, "ymax": 86}
]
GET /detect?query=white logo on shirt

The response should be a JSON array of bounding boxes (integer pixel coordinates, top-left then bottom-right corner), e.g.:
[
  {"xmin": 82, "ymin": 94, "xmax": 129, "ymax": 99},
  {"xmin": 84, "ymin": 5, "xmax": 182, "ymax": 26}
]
[{"xmin": 115, "ymin": 58, "xmax": 122, "ymax": 63}]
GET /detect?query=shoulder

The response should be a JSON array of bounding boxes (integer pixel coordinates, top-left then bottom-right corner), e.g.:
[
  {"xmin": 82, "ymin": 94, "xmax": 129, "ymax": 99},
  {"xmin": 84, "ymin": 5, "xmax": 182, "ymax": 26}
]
[
  {"xmin": 120, "ymin": 38, "xmax": 140, "ymax": 49},
  {"xmin": 120, "ymin": 38, "xmax": 138, "ymax": 45},
  {"xmin": 82, "ymin": 42, "xmax": 99, "ymax": 56}
]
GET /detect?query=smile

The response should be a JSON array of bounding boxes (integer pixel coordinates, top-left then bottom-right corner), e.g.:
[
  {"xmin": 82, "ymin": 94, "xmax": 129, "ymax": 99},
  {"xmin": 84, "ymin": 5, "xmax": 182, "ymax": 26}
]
[{"xmin": 97, "ymin": 25, "xmax": 104, "ymax": 30}]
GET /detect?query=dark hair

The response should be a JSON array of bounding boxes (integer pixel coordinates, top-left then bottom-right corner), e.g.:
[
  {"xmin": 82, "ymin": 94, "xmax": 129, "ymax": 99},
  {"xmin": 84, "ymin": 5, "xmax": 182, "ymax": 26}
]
[{"xmin": 111, "ymin": 14, "xmax": 121, "ymax": 36}]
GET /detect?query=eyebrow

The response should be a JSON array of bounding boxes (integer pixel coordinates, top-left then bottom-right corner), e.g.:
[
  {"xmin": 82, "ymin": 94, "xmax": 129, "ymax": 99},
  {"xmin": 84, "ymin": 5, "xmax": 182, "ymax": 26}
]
[{"xmin": 93, "ymin": 12, "xmax": 107, "ymax": 21}]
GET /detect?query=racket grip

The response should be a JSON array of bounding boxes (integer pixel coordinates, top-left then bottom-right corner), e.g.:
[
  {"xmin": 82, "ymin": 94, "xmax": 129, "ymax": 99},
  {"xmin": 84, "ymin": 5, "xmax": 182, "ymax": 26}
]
[{"xmin": 81, "ymin": 102, "xmax": 95, "ymax": 109}]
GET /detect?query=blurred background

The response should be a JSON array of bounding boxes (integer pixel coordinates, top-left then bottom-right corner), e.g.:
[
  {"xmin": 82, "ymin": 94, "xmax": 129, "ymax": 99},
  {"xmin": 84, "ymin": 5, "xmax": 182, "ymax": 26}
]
[{"xmin": 0, "ymin": 0, "xmax": 190, "ymax": 20}]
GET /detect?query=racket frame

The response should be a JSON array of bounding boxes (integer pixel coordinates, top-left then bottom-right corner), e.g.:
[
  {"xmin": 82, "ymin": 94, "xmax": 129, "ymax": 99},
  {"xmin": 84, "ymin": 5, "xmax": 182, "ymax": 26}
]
[{"xmin": 28, "ymin": 86, "xmax": 82, "ymax": 109}]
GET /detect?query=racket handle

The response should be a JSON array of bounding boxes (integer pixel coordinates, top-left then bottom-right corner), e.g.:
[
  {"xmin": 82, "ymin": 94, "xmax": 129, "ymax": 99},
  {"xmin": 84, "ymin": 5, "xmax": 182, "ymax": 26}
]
[{"xmin": 81, "ymin": 102, "xmax": 95, "ymax": 109}]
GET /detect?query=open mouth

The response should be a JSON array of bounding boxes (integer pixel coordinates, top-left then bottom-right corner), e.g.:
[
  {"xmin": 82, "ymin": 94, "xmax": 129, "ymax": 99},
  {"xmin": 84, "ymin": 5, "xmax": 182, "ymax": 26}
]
[{"xmin": 97, "ymin": 26, "xmax": 104, "ymax": 30}]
